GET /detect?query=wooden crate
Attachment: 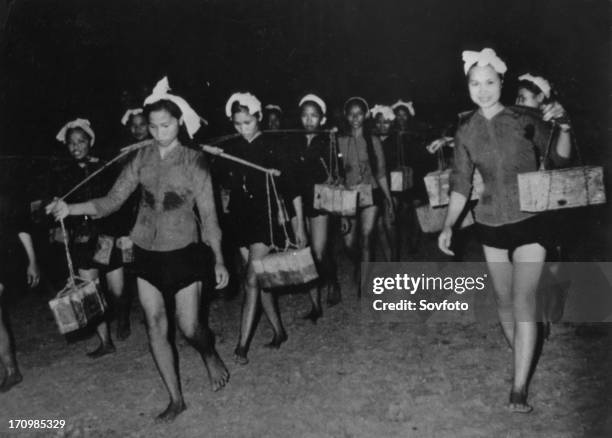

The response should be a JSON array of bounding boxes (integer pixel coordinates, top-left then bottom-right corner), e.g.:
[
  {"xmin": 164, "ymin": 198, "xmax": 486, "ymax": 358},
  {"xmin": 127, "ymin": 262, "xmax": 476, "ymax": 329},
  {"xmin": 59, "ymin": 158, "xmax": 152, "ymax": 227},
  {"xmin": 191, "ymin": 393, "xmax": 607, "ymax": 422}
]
[
  {"xmin": 518, "ymin": 166, "xmax": 606, "ymax": 212},
  {"xmin": 313, "ymin": 184, "xmax": 358, "ymax": 216},
  {"xmin": 415, "ymin": 204, "xmax": 475, "ymax": 234},
  {"xmin": 49, "ymin": 278, "xmax": 107, "ymax": 334},
  {"xmin": 253, "ymin": 247, "xmax": 319, "ymax": 289},
  {"xmin": 424, "ymin": 169, "xmax": 484, "ymax": 207},
  {"xmin": 390, "ymin": 166, "xmax": 413, "ymax": 192}
]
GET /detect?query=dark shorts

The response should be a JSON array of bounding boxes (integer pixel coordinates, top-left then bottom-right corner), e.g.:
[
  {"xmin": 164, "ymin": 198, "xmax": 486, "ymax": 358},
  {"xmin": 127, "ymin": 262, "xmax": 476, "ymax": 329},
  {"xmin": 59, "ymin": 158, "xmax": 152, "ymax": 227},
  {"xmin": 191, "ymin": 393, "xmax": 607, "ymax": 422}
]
[
  {"xmin": 133, "ymin": 243, "xmax": 215, "ymax": 299},
  {"xmin": 476, "ymin": 214, "xmax": 557, "ymax": 254}
]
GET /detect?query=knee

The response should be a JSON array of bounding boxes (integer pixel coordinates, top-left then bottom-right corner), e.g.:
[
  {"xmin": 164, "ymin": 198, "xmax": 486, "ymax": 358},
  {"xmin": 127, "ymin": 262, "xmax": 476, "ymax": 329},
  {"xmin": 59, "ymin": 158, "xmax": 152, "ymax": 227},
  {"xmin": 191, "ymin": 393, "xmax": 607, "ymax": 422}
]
[
  {"xmin": 145, "ymin": 312, "xmax": 167, "ymax": 337},
  {"xmin": 312, "ymin": 247, "xmax": 325, "ymax": 263},
  {"xmin": 244, "ymin": 269, "xmax": 259, "ymax": 290},
  {"xmin": 179, "ymin": 321, "xmax": 199, "ymax": 340}
]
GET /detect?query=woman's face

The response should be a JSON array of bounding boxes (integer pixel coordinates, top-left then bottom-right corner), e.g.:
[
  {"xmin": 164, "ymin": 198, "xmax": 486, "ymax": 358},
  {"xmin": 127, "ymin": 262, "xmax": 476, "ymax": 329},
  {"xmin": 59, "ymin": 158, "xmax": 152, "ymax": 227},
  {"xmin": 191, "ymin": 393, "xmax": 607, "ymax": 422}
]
[
  {"xmin": 375, "ymin": 114, "xmax": 392, "ymax": 135},
  {"xmin": 300, "ymin": 103, "xmax": 322, "ymax": 132},
  {"xmin": 266, "ymin": 112, "xmax": 281, "ymax": 131},
  {"xmin": 515, "ymin": 87, "xmax": 543, "ymax": 109},
  {"xmin": 346, "ymin": 104, "xmax": 365, "ymax": 130},
  {"xmin": 468, "ymin": 65, "xmax": 502, "ymax": 110},
  {"xmin": 394, "ymin": 108, "xmax": 410, "ymax": 129},
  {"xmin": 233, "ymin": 110, "xmax": 260, "ymax": 141},
  {"xmin": 67, "ymin": 129, "xmax": 92, "ymax": 161},
  {"xmin": 148, "ymin": 109, "xmax": 180, "ymax": 147},
  {"xmin": 130, "ymin": 114, "xmax": 149, "ymax": 141}
]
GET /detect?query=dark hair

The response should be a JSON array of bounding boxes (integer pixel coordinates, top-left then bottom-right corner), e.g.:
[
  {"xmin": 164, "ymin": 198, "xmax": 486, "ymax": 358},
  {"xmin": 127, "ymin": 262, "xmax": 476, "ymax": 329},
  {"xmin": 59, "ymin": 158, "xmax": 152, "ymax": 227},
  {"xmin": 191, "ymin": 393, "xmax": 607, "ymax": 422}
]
[
  {"xmin": 65, "ymin": 126, "xmax": 92, "ymax": 143},
  {"xmin": 517, "ymin": 80, "xmax": 546, "ymax": 98},
  {"xmin": 231, "ymin": 101, "xmax": 261, "ymax": 120},
  {"xmin": 143, "ymin": 99, "xmax": 183, "ymax": 120}
]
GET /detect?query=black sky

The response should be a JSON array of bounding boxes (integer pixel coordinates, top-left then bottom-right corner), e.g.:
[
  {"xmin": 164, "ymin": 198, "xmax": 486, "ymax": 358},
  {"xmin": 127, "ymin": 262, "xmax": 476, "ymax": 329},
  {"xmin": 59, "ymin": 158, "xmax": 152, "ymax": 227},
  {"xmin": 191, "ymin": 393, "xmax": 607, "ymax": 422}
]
[{"xmin": 0, "ymin": 0, "xmax": 609, "ymax": 157}]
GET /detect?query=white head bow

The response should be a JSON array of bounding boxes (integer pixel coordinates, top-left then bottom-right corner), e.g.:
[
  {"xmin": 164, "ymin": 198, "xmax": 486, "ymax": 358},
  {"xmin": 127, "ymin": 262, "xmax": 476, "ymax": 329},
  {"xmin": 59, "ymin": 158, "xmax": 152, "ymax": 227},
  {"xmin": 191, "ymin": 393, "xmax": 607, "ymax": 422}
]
[
  {"xmin": 143, "ymin": 77, "xmax": 202, "ymax": 138},
  {"xmin": 391, "ymin": 100, "xmax": 415, "ymax": 117},
  {"xmin": 344, "ymin": 96, "xmax": 370, "ymax": 117},
  {"xmin": 121, "ymin": 108, "xmax": 144, "ymax": 126},
  {"xmin": 264, "ymin": 104, "xmax": 282, "ymax": 113},
  {"xmin": 298, "ymin": 94, "xmax": 327, "ymax": 115},
  {"xmin": 225, "ymin": 92, "xmax": 263, "ymax": 120},
  {"xmin": 518, "ymin": 73, "xmax": 551, "ymax": 98},
  {"xmin": 298, "ymin": 94, "xmax": 328, "ymax": 125},
  {"xmin": 56, "ymin": 118, "xmax": 96, "ymax": 146},
  {"xmin": 370, "ymin": 105, "xmax": 396, "ymax": 121},
  {"xmin": 462, "ymin": 48, "xmax": 507, "ymax": 75}
]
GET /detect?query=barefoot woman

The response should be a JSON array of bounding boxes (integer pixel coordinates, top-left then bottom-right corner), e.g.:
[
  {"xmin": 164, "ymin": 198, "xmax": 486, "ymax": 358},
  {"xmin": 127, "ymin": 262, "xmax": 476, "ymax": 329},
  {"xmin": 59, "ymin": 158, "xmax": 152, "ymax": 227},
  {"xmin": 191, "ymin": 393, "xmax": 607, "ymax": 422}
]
[
  {"xmin": 48, "ymin": 77, "xmax": 229, "ymax": 422},
  {"xmin": 438, "ymin": 49, "xmax": 571, "ymax": 413}
]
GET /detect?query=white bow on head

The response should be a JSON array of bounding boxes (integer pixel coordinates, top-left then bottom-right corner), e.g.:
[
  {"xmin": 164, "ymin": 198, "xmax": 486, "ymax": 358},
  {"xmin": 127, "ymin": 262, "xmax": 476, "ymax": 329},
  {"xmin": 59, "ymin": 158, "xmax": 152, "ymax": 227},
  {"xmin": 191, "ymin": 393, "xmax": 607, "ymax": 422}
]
[
  {"xmin": 298, "ymin": 94, "xmax": 327, "ymax": 115},
  {"xmin": 462, "ymin": 48, "xmax": 507, "ymax": 75},
  {"xmin": 344, "ymin": 96, "xmax": 370, "ymax": 117},
  {"xmin": 370, "ymin": 104, "xmax": 396, "ymax": 121},
  {"xmin": 391, "ymin": 100, "xmax": 415, "ymax": 117},
  {"xmin": 225, "ymin": 92, "xmax": 263, "ymax": 120},
  {"xmin": 143, "ymin": 77, "xmax": 202, "ymax": 138},
  {"xmin": 518, "ymin": 73, "xmax": 551, "ymax": 98},
  {"xmin": 121, "ymin": 108, "xmax": 143, "ymax": 126},
  {"xmin": 264, "ymin": 104, "xmax": 282, "ymax": 113},
  {"xmin": 56, "ymin": 118, "xmax": 96, "ymax": 146}
]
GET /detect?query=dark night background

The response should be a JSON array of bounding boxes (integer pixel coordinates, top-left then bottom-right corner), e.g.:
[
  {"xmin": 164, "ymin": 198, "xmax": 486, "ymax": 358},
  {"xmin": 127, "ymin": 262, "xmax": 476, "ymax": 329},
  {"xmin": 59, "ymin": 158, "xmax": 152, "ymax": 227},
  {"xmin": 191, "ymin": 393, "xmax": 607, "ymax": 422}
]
[{"xmin": 0, "ymin": 0, "xmax": 609, "ymax": 153}]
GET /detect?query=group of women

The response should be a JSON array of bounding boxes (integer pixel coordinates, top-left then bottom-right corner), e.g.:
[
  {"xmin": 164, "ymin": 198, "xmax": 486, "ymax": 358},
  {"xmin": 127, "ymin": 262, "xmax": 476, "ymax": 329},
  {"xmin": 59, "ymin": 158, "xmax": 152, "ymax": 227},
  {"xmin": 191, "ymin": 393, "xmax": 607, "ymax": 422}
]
[{"xmin": 0, "ymin": 46, "xmax": 575, "ymax": 420}]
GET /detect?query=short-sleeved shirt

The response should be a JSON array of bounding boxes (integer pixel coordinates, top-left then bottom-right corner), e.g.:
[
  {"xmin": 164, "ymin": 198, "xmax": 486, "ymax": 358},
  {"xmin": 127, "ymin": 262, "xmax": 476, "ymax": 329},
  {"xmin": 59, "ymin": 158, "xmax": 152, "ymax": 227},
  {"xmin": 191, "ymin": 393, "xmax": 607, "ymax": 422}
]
[
  {"xmin": 91, "ymin": 141, "xmax": 221, "ymax": 252},
  {"xmin": 338, "ymin": 135, "xmax": 386, "ymax": 188},
  {"xmin": 450, "ymin": 106, "xmax": 570, "ymax": 226}
]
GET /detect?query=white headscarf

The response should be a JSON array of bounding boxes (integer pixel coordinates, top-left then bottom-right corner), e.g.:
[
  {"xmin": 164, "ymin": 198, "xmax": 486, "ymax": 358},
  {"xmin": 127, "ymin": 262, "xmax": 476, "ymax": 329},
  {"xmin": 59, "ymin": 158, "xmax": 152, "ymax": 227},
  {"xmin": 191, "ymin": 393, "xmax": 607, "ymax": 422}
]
[
  {"xmin": 518, "ymin": 73, "xmax": 551, "ymax": 98},
  {"xmin": 370, "ymin": 104, "xmax": 396, "ymax": 121},
  {"xmin": 143, "ymin": 77, "xmax": 202, "ymax": 138},
  {"xmin": 56, "ymin": 118, "xmax": 96, "ymax": 146},
  {"xmin": 264, "ymin": 104, "xmax": 282, "ymax": 113},
  {"xmin": 298, "ymin": 94, "xmax": 327, "ymax": 115},
  {"xmin": 298, "ymin": 94, "xmax": 328, "ymax": 125},
  {"xmin": 121, "ymin": 108, "xmax": 143, "ymax": 126},
  {"xmin": 391, "ymin": 100, "xmax": 415, "ymax": 117},
  {"xmin": 462, "ymin": 48, "xmax": 508, "ymax": 75},
  {"xmin": 344, "ymin": 96, "xmax": 370, "ymax": 117},
  {"xmin": 225, "ymin": 92, "xmax": 263, "ymax": 120}
]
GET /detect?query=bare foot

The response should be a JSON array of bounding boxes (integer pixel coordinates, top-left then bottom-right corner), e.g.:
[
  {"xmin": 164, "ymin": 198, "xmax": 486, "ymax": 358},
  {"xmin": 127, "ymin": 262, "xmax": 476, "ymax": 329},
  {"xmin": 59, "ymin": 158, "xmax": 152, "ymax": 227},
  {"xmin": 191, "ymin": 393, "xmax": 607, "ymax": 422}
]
[
  {"xmin": 86, "ymin": 342, "xmax": 116, "ymax": 359},
  {"xmin": 301, "ymin": 307, "xmax": 322, "ymax": 324},
  {"xmin": 0, "ymin": 371, "xmax": 23, "ymax": 393},
  {"xmin": 234, "ymin": 345, "xmax": 249, "ymax": 365},
  {"xmin": 155, "ymin": 400, "xmax": 186, "ymax": 423},
  {"xmin": 263, "ymin": 331, "xmax": 288, "ymax": 349},
  {"xmin": 203, "ymin": 351, "xmax": 230, "ymax": 392},
  {"xmin": 326, "ymin": 283, "xmax": 342, "ymax": 307},
  {"xmin": 508, "ymin": 390, "xmax": 533, "ymax": 414}
]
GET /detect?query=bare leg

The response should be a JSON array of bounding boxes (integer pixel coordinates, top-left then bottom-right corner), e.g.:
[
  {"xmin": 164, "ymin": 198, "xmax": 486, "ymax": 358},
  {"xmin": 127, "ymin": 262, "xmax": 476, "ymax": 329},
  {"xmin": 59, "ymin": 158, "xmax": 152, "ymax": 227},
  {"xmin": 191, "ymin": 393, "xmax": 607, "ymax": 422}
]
[
  {"xmin": 0, "ymin": 284, "xmax": 22, "ymax": 392},
  {"xmin": 175, "ymin": 281, "xmax": 229, "ymax": 392},
  {"xmin": 80, "ymin": 268, "xmax": 116, "ymax": 358},
  {"xmin": 343, "ymin": 216, "xmax": 360, "ymax": 290},
  {"xmin": 509, "ymin": 243, "xmax": 546, "ymax": 413},
  {"xmin": 482, "ymin": 245, "xmax": 514, "ymax": 347},
  {"xmin": 137, "ymin": 278, "xmax": 184, "ymax": 422},
  {"xmin": 359, "ymin": 205, "xmax": 380, "ymax": 263},
  {"xmin": 107, "ymin": 267, "xmax": 130, "ymax": 340},
  {"xmin": 235, "ymin": 243, "xmax": 273, "ymax": 364},
  {"xmin": 303, "ymin": 215, "xmax": 329, "ymax": 322}
]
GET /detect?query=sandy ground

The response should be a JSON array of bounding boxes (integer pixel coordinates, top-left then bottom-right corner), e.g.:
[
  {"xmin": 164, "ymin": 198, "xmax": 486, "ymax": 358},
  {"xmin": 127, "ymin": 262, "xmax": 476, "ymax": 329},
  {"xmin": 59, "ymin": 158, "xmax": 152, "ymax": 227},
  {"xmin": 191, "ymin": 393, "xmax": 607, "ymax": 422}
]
[{"xmin": 1, "ymin": 222, "xmax": 611, "ymax": 438}]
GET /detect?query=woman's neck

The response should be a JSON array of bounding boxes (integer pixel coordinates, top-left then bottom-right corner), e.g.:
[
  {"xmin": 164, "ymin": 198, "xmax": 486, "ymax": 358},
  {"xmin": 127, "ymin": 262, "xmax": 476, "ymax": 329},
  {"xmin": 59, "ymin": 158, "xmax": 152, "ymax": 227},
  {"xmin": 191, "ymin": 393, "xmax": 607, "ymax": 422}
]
[
  {"xmin": 244, "ymin": 131, "xmax": 262, "ymax": 144},
  {"xmin": 351, "ymin": 127, "xmax": 363, "ymax": 138},
  {"xmin": 158, "ymin": 139, "xmax": 179, "ymax": 158},
  {"xmin": 480, "ymin": 102, "xmax": 505, "ymax": 120}
]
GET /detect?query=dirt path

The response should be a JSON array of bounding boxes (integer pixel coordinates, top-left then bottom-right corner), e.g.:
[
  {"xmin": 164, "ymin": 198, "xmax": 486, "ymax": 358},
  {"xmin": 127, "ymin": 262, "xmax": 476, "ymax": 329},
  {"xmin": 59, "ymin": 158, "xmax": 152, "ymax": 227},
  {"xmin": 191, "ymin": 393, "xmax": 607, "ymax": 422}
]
[{"xmin": 1, "ymin": 228, "xmax": 611, "ymax": 438}]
